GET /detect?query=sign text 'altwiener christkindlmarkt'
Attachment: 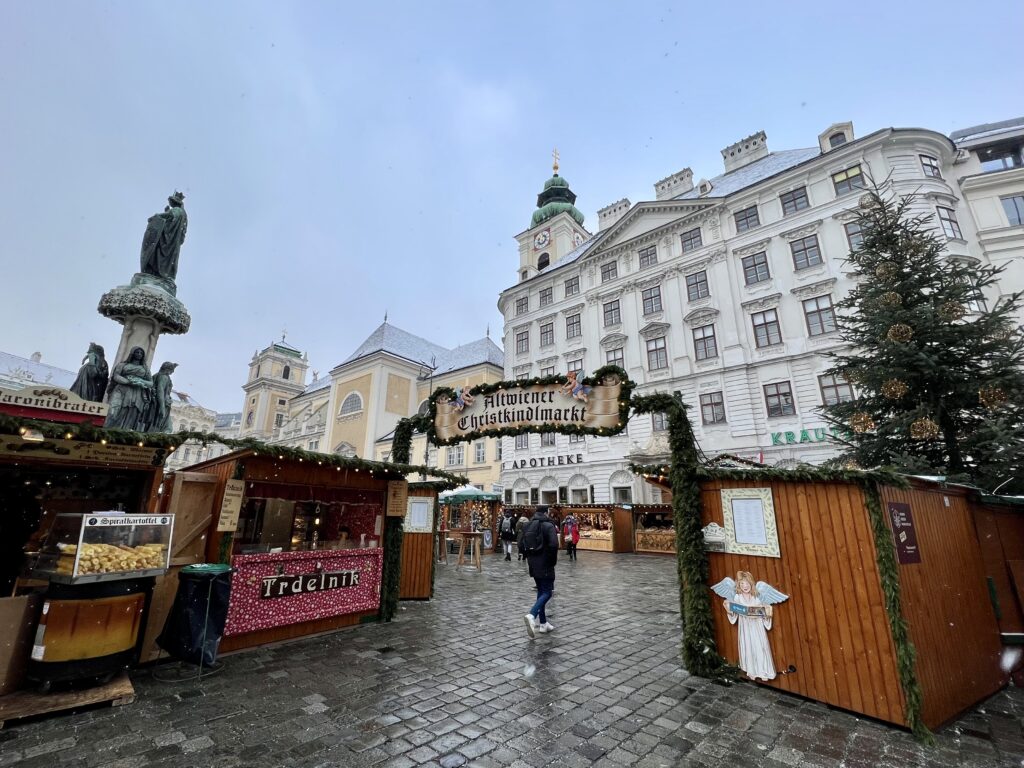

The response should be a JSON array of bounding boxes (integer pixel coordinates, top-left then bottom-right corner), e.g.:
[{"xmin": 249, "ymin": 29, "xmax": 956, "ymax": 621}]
[{"xmin": 433, "ymin": 375, "xmax": 624, "ymax": 442}]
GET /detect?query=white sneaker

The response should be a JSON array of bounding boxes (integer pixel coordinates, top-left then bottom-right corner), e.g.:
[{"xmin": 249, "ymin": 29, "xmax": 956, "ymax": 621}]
[
  {"xmin": 524, "ymin": 614, "xmax": 536, "ymax": 639},
  {"xmin": 538, "ymin": 622, "xmax": 555, "ymax": 633}
]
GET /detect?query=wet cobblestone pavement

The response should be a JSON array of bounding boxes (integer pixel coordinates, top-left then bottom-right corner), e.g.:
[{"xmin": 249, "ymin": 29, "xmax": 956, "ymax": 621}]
[{"xmin": 2, "ymin": 553, "xmax": 1022, "ymax": 767}]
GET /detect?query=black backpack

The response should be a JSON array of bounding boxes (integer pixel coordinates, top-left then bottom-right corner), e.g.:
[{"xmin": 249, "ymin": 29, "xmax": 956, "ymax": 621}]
[{"xmin": 521, "ymin": 519, "xmax": 547, "ymax": 556}]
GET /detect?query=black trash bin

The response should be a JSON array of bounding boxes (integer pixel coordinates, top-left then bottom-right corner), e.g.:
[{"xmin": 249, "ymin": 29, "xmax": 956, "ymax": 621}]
[{"xmin": 156, "ymin": 564, "xmax": 233, "ymax": 668}]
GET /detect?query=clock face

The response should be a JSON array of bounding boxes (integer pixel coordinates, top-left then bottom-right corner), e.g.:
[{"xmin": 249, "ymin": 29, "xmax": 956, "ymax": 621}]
[
  {"xmin": 572, "ymin": 231, "xmax": 585, "ymax": 246},
  {"xmin": 534, "ymin": 230, "xmax": 551, "ymax": 249}
]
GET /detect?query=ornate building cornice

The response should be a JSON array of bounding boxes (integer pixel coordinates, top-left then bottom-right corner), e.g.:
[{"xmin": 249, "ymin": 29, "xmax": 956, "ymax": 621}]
[
  {"xmin": 733, "ymin": 238, "xmax": 771, "ymax": 257},
  {"xmin": 790, "ymin": 278, "xmax": 837, "ymax": 298},
  {"xmin": 741, "ymin": 292, "xmax": 783, "ymax": 312},
  {"xmin": 779, "ymin": 219, "xmax": 823, "ymax": 241}
]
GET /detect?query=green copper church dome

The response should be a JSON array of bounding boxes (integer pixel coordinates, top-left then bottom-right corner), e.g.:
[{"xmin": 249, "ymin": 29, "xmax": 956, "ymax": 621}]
[{"xmin": 532, "ymin": 172, "xmax": 584, "ymax": 227}]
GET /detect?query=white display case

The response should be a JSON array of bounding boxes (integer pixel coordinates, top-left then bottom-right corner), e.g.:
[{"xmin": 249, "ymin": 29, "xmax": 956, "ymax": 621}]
[{"xmin": 34, "ymin": 513, "xmax": 174, "ymax": 584}]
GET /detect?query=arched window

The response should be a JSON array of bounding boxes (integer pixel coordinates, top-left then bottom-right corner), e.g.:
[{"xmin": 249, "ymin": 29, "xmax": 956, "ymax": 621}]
[
  {"xmin": 282, "ymin": 365, "xmax": 291, "ymax": 380},
  {"xmin": 246, "ymin": 411, "xmax": 254, "ymax": 427},
  {"xmin": 417, "ymin": 399, "xmax": 430, "ymax": 416},
  {"xmin": 537, "ymin": 253, "xmax": 550, "ymax": 270},
  {"xmin": 829, "ymin": 132, "xmax": 847, "ymax": 148},
  {"xmin": 339, "ymin": 392, "xmax": 363, "ymax": 416}
]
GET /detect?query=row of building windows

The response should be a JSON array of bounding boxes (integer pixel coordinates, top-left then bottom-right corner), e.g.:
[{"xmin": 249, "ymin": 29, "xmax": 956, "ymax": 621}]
[
  {"xmin": 517, "ymin": 291, "xmax": 837, "ymax": 361},
  {"xmin": 644, "ymin": 373, "xmax": 853, "ymax": 429},
  {"xmin": 514, "ymin": 156, "xmax": 961, "ymax": 318},
  {"xmin": 514, "ymin": 200, "xmax": 969, "ymax": 329}
]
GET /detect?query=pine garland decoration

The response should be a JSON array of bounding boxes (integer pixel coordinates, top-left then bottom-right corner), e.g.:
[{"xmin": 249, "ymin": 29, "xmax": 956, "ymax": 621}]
[
  {"xmin": 863, "ymin": 482, "xmax": 932, "ymax": 743},
  {"xmin": 380, "ymin": 516, "xmax": 404, "ymax": 622},
  {"xmin": 631, "ymin": 392, "xmax": 727, "ymax": 677}
]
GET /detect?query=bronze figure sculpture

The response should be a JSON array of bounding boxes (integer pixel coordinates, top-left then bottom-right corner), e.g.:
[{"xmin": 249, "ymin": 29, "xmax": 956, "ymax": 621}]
[
  {"xmin": 140, "ymin": 191, "xmax": 188, "ymax": 283},
  {"xmin": 69, "ymin": 343, "xmax": 109, "ymax": 403},
  {"xmin": 105, "ymin": 347, "xmax": 153, "ymax": 431},
  {"xmin": 146, "ymin": 362, "xmax": 178, "ymax": 433}
]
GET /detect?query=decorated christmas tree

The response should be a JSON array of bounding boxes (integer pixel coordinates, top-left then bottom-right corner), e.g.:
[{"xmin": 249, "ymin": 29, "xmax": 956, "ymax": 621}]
[{"xmin": 823, "ymin": 184, "xmax": 1024, "ymax": 494}]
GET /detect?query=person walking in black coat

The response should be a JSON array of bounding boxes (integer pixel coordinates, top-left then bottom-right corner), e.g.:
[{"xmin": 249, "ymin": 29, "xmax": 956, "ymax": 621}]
[{"xmin": 522, "ymin": 505, "xmax": 559, "ymax": 638}]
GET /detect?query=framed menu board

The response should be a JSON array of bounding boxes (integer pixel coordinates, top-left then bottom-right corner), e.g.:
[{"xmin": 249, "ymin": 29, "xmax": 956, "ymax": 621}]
[{"xmin": 720, "ymin": 487, "xmax": 781, "ymax": 558}]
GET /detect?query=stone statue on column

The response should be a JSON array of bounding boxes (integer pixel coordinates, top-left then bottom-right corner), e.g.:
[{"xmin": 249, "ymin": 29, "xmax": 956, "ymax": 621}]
[
  {"xmin": 97, "ymin": 192, "xmax": 192, "ymax": 387},
  {"xmin": 69, "ymin": 343, "xmax": 109, "ymax": 403}
]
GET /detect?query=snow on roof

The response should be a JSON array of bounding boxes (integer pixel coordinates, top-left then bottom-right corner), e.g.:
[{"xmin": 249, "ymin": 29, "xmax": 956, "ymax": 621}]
[
  {"xmin": 299, "ymin": 375, "xmax": 332, "ymax": 396},
  {"xmin": 0, "ymin": 351, "xmax": 75, "ymax": 389},
  {"xmin": 548, "ymin": 232, "xmax": 601, "ymax": 271},
  {"xmin": 215, "ymin": 412, "xmax": 242, "ymax": 429},
  {"xmin": 434, "ymin": 337, "xmax": 504, "ymax": 373},
  {"xmin": 950, "ymin": 116, "xmax": 1024, "ymax": 143},
  {"xmin": 676, "ymin": 148, "xmax": 822, "ymax": 201},
  {"xmin": 339, "ymin": 322, "xmax": 503, "ymax": 373},
  {"xmin": 342, "ymin": 322, "xmax": 450, "ymax": 367}
]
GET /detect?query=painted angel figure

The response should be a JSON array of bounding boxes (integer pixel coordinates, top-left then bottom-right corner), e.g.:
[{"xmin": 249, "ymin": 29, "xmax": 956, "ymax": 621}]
[
  {"xmin": 560, "ymin": 370, "xmax": 592, "ymax": 403},
  {"xmin": 450, "ymin": 387, "xmax": 475, "ymax": 412},
  {"xmin": 710, "ymin": 571, "xmax": 789, "ymax": 681}
]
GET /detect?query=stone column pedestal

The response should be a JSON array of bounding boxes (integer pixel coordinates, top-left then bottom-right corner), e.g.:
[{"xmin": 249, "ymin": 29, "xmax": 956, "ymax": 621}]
[{"xmin": 98, "ymin": 273, "xmax": 191, "ymax": 374}]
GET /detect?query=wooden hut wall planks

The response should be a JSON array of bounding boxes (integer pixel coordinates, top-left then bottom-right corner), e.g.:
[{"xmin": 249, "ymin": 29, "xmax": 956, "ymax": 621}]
[
  {"xmin": 399, "ymin": 487, "xmax": 436, "ymax": 600},
  {"xmin": 701, "ymin": 477, "xmax": 1005, "ymax": 730},
  {"xmin": 880, "ymin": 483, "xmax": 1004, "ymax": 727}
]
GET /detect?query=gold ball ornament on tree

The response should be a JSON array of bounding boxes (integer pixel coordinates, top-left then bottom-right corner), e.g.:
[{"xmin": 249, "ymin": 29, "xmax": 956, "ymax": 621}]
[
  {"xmin": 842, "ymin": 459, "xmax": 862, "ymax": 471},
  {"xmin": 910, "ymin": 417, "xmax": 940, "ymax": 440},
  {"xmin": 939, "ymin": 301, "xmax": 966, "ymax": 322},
  {"xmin": 886, "ymin": 323, "xmax": 914, "ymax": 343},
  {"xmin": 878, "ymin": 291, "xmax": 902, "ymax": 309},
  {"xmin": 881, "ymin": 379, "xmax": 909, "ymax": 399},
  {"xmin": 875, "ymin": 262, "xmax": 898, "ymax": 280},
  {"xmin": 850, "ymin": 412, "xmax": 876, "ymax": 434},
  {"xmin": 979, "ymin": 385, "xmax": 1008, "ymax": 409}
]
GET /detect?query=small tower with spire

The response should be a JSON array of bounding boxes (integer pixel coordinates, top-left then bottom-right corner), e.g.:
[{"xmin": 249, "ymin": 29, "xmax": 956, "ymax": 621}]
[{"xmin": 515, "ymin": 150, "xmax": 590, "ymax": 283}]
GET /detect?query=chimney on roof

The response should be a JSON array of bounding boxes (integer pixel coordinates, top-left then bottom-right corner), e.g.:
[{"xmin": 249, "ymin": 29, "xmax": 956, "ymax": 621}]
[
  {"xmin": 30, "ymin": 352, "xmax": 41, "ymax": 363},
  {"xmin": 654, "ymin": 168, "xmax": 694, "ymax": 200},
  {"xmin": 597, "ymin": 198, "xmax": 631, "ymax": 231},
  {"xmin": 721, "ymin": 131, "xmax": 768, "ymax": 173}
]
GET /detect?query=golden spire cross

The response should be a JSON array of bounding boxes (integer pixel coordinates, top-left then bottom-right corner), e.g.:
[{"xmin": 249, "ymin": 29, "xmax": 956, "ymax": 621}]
[{"xmin": 552, "ymin": 147, "xmax": 560, "ymax": 174}]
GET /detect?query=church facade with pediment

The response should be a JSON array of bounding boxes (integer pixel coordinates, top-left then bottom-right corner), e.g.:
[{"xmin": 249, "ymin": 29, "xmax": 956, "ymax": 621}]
[{"xmin": 497, "ymin": 123, "xmax": 998, "ymax": 504}]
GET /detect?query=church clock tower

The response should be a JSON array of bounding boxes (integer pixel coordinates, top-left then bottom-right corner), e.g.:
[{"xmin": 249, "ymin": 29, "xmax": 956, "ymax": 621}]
[
  {"xmin": 239, "ymin": 336, "xmax": 308, "ymax": 440},
  {"xmin": 515, "ymin": 151, "xmax": 591, "ymax": 283}
]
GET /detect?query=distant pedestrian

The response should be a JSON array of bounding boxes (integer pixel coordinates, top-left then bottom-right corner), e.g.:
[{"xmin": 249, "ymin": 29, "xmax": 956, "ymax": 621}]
[
  {"xmin": 562, "ymin": 513, "xmax": 580, "ymax": 561},
  {"xmin": 499, "ymin": 511, "xmax": 517, "ymax": 561},
  {"xmin": 522, "ymin": 505, "xmax": 559, "ymax": 638},
  {"xmin": 515, "ymin": 512, "xmax": 529, "ymax": 561}
]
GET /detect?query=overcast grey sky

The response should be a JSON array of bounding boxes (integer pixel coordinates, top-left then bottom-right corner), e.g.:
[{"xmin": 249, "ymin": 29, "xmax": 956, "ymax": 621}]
[{"xmin": 2, "ymin": 1, "xmax": 1021, "ymax": 412}]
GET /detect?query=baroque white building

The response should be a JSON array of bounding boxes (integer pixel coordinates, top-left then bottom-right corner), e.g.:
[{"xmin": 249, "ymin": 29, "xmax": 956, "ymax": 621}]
[{"xmin": 498, "ymin": 121, "xmax": 1012, "ymax": 505}]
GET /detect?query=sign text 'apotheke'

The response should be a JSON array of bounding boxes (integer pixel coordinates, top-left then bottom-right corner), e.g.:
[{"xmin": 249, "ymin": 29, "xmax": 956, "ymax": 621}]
[
  {"xmin": 261, "ymin": 569, "xmax": 360, "ymax": 599},
  {"xmin": 503, "ymin": 454, "xmax": 584, "ymax": 470}
]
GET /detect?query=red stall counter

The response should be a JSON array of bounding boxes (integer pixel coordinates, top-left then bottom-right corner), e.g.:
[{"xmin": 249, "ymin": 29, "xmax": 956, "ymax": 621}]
[{"xmin": 225, "ymin": 548, "xmax": 383, "ymax": 637}]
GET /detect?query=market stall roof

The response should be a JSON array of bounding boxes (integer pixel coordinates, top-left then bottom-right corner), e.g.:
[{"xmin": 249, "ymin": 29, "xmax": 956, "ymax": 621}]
[
  {"xmin": 438, "ymin": 484, "xmax": 501, "ymax": 503},
  {"xmin": 0, "ymin": 414, "xmax": 468, "ymax": 489}
]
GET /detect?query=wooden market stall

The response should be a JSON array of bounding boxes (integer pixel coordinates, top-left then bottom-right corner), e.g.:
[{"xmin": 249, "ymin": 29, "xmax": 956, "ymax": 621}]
[
  {"xmin": 439, "ymin": 485, "xmax": 502, "ymax": 553},
  {"xmin": 153, "ymin": 448, "xmax": 432, "ymax": 654},
  {"xmin": 550, "ymin": 505, "xmax": 633, "ymax": 553},
  {"xmin": 644, "ymin": 469, "xmax": 1006, "ymax": 731},
  {"xmin": 0, "ymin": 424, "xmax": 170, "ymax": 718},
  {"xmin": 970, "ymin": 493, "xmax": 1024, "ymax": 652},
  {"xmin": 630, "ymin": 505, "xmax": 675, "ymax": 554}
]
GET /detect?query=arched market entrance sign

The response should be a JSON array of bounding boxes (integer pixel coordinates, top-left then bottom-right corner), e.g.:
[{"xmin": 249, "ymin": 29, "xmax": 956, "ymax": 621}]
[{"xmin": 389, "ymin": 365, "xmax": 723, "ymax": 678}]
